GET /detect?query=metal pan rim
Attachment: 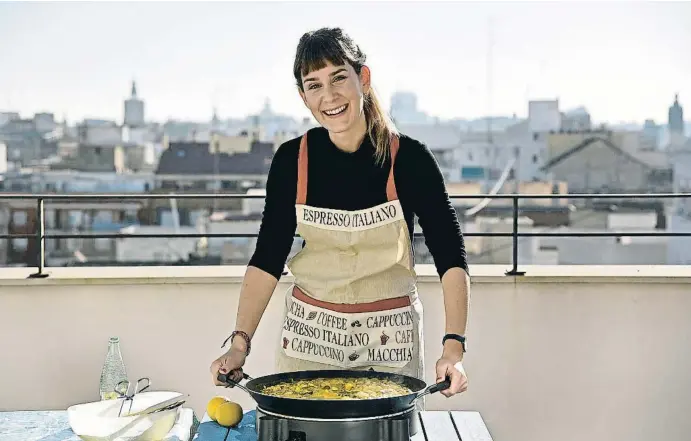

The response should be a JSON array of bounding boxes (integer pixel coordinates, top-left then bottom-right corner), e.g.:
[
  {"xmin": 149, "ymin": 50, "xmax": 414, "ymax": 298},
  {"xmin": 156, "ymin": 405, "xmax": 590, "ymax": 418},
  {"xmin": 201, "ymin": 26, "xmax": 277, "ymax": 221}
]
[{"xmin": 245, "ymin": 370, "xmax": 427, "ymax": 401}]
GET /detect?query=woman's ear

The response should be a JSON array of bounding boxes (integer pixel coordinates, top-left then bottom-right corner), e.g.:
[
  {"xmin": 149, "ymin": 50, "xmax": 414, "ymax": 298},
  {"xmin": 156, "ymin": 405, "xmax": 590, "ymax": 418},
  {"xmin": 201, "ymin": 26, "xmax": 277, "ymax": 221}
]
[{"xmin": 360, "ymin": 65, "xmax": 371, "ymax": 95}]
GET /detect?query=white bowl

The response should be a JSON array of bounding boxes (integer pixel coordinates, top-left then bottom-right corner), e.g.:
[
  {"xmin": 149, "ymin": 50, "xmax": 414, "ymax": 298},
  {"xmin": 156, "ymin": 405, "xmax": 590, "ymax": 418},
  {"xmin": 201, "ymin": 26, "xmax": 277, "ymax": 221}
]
[{"xmin": 67, "ymin": 391, "xmax": 183, "ymax": 441}]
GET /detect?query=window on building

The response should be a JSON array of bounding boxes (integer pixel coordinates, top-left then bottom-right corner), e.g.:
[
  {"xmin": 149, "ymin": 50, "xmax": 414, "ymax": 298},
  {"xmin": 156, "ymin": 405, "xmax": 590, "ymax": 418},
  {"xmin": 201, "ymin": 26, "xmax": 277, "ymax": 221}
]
[
  {"xmin": 12, "ymin": 211, "xmax": 27, "ymax": 226},
  {"xmin": 532, "ymin": 154, "xmax": 539, "ymax": 164},
  {"xmin": 68, "ymin": 211, "xmax": 83, "ymax": 228},
  {"xmin": 45, "ymin": 209, "xmax": 56, "ymax": 229},
  {"xmin": 12, "ymin": 238, "xmax": 28, "ymax": 252},
  {"xmin": 95, "ymin": 210, "xmax": 113, "ymax": 224},
  {"xmin": 125, "ymin": 208, "xmax": 139, "ymax": 223}
]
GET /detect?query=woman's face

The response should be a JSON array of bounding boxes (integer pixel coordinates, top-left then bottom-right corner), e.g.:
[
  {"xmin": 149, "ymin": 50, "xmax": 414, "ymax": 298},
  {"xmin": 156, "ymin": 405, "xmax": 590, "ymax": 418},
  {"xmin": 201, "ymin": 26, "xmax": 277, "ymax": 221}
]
[{"xmin": 299, "ymin": 60, "xmax": 370, "ymax": 134}]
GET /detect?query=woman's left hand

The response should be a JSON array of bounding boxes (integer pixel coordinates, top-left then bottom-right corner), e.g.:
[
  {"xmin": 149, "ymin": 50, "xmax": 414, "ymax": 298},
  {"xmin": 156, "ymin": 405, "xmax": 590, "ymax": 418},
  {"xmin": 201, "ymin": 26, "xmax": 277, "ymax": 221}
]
[{"xmin": 435, "ymin": 356, "xmax": 468, "ymax": 397}]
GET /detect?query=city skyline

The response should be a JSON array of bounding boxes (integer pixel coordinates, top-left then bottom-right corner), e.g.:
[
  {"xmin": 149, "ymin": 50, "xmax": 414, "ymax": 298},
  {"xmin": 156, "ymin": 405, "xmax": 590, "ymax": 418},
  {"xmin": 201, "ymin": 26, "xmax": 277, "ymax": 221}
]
[{"xmin": 1, "ymin": 2, "xmax": 690, "ymax": 124}]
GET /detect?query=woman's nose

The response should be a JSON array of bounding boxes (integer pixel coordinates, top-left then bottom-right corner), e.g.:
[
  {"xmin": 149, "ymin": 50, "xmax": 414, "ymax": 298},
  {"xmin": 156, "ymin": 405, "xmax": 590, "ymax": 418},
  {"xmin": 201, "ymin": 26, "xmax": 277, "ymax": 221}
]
[{"xmin": 322, "ymin": 83, "xmax": 337, "ymax": 102}]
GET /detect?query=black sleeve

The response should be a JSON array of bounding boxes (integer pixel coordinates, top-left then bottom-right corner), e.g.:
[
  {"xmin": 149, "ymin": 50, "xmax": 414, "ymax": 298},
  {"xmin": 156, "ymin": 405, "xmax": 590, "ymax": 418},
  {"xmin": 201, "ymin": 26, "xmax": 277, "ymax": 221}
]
[
  {"xmin": 247, "ymin": 141, "xmax": 299, "ymax": 279},
  {"xmin": 397, "ymin": 138, "xmax": 469, "ymax": 278}
]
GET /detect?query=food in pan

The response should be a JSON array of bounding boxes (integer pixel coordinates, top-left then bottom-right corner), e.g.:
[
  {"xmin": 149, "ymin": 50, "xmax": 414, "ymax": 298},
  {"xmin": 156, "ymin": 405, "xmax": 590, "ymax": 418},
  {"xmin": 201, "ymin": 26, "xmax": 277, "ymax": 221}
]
[{"xmin": 260, "ymin": 377, "xmax": 412, "ymax": 400}]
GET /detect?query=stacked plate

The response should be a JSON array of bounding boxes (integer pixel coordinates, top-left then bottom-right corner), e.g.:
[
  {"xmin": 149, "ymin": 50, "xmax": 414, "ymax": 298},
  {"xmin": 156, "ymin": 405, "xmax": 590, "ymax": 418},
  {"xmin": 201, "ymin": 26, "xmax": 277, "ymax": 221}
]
[{"xmin": 67, "ymin": 391, "xmax": 186, "ymax": 441}]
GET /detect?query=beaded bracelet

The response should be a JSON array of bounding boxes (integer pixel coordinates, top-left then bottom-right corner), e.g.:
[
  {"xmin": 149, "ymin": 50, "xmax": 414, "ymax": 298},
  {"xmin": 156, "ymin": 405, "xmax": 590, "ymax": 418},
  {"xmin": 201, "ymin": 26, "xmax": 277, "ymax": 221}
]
[{"xmin": 221, "ymin": 330, "xmax": 251, "ymax": 356}]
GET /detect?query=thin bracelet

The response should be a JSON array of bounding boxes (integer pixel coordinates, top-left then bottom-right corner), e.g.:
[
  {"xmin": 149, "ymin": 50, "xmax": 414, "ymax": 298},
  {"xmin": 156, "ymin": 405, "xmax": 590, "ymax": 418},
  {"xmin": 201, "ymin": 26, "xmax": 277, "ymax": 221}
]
[{"xmin": 221, "ymin": 330, "xmax": 251, "ymax": 356}]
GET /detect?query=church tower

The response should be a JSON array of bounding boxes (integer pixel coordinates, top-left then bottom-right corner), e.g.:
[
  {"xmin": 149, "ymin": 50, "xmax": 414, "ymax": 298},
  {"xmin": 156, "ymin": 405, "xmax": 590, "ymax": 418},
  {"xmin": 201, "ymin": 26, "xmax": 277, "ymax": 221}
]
[{"xmin": 124, "ymin": 80, "xmax": 145, "ymax": 128}]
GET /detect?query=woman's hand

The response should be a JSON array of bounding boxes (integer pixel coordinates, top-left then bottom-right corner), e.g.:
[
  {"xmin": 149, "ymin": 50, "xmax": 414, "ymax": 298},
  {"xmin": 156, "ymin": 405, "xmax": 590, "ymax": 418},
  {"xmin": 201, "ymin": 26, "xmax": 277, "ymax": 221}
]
[
  {"xmin": 435, "ymin": 355, "xmax": 468, "ymax": 398},
  {"xmin": 210, "ymin": 345, "xmax": 247, "ymax": 386}
]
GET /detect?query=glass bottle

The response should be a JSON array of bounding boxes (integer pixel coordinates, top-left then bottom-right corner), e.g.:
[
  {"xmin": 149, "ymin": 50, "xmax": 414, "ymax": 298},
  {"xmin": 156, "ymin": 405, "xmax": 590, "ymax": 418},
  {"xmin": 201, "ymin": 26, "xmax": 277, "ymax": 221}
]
[{"xmin": 99, "ymin": 337, "xmax": 128, "ymax": 400}]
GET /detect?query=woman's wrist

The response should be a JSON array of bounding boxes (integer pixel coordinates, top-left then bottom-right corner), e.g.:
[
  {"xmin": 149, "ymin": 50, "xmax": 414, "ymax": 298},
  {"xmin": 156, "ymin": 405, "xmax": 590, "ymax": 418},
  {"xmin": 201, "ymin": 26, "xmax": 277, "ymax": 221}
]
[
  {"xmin": 442, "ymin": 340, "xmax": 465, "ymax": 361},
  {"xmin": 441, "ymin": 333, "xmax": 466, "ymax": 361},
  {"xmin": 222, "ymin": 330, "xmax": 252, "ymax": 356},
  {"xmin": 231, "ymin": 336, "xmax": 248, "ymax": 353}
]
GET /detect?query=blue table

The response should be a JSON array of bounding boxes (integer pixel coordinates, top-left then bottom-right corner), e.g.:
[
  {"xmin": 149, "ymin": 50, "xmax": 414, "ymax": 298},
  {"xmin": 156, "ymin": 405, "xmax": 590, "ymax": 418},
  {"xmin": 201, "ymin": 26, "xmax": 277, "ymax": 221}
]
[
  {"xmin": 0, "ymin": 410, "xmax": 199, "ymax": 441},
  {"xmin": 0, "ymin": 411, "xmax": 81, "ymax": 441},
  {"xmin": 193, "ymin": 410, "xmax": 257, "ymax": 441},
  {"xmin": 193, "ymin": 410, "xmax": 494, "ymax": 441}
]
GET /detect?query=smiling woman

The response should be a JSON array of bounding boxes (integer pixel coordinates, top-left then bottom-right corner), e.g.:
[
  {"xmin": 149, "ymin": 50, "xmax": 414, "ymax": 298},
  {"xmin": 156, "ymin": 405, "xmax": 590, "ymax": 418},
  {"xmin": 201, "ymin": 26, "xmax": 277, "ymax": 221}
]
[
  {"xmin": 211, "ymin": 27, "xmax": 471, "ymax": 407},
  {"xmin": 292, "ymin": 28, "xmax": 394, "ymax": 164}
]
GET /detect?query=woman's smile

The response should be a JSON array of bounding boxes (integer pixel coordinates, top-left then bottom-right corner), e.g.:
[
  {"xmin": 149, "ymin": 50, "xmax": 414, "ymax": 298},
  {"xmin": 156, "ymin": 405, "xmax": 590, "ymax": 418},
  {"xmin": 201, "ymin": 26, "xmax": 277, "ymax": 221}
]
[{"xmin": 322, "ymin": 103, "xmax": 349, "ymax": 118}]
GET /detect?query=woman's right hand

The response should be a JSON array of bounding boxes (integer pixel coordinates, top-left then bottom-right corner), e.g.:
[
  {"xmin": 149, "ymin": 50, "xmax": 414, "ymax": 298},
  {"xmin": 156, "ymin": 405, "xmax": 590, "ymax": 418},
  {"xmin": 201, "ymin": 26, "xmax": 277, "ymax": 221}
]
[{"xmin": 210, "ymin": 346, "xmax": 247, "ymax": 386}]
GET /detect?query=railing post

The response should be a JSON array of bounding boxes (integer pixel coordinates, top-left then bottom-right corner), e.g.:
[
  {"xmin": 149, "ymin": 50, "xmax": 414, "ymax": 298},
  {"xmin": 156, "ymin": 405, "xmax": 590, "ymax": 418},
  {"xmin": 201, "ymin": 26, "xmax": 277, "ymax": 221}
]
[
  {"xmin": 505, "ymin": 196, "xmax": 525, "ymax": 276},
  {"xmin": 29, "ymin": 198, "xmax": 49, "ymax": 278}
]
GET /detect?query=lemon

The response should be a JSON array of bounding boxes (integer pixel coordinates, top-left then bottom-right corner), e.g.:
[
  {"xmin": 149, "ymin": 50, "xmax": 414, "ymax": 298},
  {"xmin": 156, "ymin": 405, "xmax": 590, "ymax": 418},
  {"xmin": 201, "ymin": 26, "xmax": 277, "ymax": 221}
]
[
  {"xmin": 206, "ymin": 396, "xmax": 229, "ymax": 421},
  {"xmin": 215, "ymin": 401, "xmax": 243, "ymax": 427}
]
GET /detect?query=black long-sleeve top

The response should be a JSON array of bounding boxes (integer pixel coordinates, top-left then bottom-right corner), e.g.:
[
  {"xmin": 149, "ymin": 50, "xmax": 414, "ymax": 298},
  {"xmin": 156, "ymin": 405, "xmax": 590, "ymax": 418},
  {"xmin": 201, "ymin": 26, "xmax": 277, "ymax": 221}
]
[{"xmin": 248, "ymin": 127, "xmax": 468, "ymax": 280}]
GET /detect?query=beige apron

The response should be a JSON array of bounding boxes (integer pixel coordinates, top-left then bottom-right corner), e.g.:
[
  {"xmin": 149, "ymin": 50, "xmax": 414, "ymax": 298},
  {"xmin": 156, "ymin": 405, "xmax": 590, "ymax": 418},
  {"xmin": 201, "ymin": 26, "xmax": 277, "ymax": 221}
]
[{"xmin": 275, "ymin": 132, "xmax": 425, "ymax": 382}]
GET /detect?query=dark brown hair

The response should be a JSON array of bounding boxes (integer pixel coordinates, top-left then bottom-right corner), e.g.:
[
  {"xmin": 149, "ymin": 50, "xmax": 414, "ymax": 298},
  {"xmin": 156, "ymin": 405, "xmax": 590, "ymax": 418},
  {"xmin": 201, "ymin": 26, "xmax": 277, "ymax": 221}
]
[{"xmin": 293, "ymin": 27, "xmax": 398, "ymax": 164}]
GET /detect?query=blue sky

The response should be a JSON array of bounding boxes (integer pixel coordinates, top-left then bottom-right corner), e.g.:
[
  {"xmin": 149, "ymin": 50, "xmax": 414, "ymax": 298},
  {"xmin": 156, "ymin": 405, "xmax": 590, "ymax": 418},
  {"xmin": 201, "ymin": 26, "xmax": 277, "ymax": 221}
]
[{"xmin": 1, "ymin": 1, "xmax": 690, "ymax": 125}]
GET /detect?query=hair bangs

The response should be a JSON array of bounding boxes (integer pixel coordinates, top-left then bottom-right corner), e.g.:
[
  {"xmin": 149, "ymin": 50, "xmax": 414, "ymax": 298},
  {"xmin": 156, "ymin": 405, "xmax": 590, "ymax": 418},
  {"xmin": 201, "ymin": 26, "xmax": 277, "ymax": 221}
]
[{"xmin": 294, "ymin": 35, "xmax": 352, "ymax": 84}]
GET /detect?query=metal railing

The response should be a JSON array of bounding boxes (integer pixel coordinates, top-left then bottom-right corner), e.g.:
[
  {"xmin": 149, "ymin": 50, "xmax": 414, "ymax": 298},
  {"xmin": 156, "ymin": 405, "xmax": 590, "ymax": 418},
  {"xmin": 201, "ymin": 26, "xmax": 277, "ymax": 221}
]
[{"xmin": 0, "ymin": 192, "xmax": 689, "ymax": 278}]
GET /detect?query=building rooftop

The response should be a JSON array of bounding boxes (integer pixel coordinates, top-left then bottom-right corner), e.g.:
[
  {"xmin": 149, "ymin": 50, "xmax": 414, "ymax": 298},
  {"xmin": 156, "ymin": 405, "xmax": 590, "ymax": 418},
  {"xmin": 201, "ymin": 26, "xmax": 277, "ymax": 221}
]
[{"xmin": 156, "ymin": 140, "xmax": 274, "ymax": 175}]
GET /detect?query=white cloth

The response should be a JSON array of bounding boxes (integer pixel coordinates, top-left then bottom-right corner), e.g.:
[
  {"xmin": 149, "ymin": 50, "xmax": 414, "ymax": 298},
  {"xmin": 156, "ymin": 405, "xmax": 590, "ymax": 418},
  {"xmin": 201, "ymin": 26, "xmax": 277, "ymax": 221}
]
[{"xmin": 161, "ymin": 408, "xmax": 195, "ymax": 441}]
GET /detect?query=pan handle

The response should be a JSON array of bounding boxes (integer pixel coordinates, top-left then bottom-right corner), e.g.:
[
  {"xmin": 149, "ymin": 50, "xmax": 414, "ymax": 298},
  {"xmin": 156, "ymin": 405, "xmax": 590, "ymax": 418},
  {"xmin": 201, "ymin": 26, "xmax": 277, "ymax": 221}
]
[
  {"xmin": 217, "ymin": 370, "xmax": 254, "ymax": 395},
  {"xmin": 414, "ymin": 376, "xmax": 451, "ymax": 401}
]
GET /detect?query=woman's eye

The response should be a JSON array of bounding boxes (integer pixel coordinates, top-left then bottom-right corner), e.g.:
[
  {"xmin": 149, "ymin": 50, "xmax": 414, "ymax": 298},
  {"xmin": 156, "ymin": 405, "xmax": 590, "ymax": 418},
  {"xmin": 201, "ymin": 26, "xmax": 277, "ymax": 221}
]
[
  {"xmin": 333, "ymin": 76, "xmax": 347, "ymax": 83},
  {"xmin": 308, "ymin": 83, "xmax": 321, "ymax": 90}
]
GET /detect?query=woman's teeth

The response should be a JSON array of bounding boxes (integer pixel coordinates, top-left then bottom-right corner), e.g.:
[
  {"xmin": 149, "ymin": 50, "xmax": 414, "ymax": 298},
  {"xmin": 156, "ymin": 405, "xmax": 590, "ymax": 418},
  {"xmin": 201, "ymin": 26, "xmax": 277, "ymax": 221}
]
[{"xmin": 323, "ymin": 104, "xmax": 347, "ymax": 116}]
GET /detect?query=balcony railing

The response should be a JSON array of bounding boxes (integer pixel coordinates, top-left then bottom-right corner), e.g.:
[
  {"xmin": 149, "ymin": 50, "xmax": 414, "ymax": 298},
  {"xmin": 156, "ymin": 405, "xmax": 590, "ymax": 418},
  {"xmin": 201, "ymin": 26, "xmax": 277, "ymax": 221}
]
[{"xmin": 1, "ymin": 192, "xmax": 690, "ymax": 278}]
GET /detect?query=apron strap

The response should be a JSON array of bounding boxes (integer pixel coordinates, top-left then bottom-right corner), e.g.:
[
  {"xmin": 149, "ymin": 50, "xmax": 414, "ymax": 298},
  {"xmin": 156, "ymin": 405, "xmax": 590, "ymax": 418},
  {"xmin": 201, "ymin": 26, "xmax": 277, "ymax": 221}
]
[
  {"xmin": 297, "ymin": 133, "xmax": 400, "ymax": 204},
  {"xmin": 386, "ymin": 136, "xmax": 400, "ymax": 201},
  {"xmin": 296, "ymin": 133, "xmax": 308, "ymax": 205}
]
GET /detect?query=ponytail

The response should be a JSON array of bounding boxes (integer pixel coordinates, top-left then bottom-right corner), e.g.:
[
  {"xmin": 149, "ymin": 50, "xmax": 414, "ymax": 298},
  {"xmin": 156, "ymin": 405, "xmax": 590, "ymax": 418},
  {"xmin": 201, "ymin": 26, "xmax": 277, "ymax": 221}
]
[{"xmin": 364, "ymin": 86, "xmax": 399, "ymax": 165}]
